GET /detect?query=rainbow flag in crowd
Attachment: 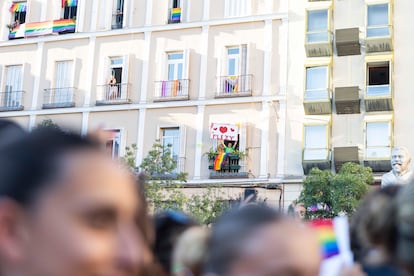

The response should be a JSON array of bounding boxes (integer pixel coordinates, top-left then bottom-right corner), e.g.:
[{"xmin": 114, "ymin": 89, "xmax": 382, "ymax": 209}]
[
  {"xmin": 309, "ymin": 219, "xmax": 340, "ymax": 259},
  {"xmin": 9, "ymin": 2, "xmax": 27, "ymax": 12},
  {"xmin": 171, "ymin": 8, "xmax": 181, "ymax": 22},
  {"xmin": 214, "ymin": 152, "xmax": 228, "ymax": 171},
  {"xmin": 62, "ymin": 0, "xmax": 78, "ymax": 7}
]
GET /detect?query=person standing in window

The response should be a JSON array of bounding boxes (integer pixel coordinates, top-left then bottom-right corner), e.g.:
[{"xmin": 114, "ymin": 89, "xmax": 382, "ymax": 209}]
[
  {"xmin": 219, "ymin": 140, "xmax": 238, "ymax": 154},
  {"xmin": 108, "ymin": 74, "xmax": 118, "ymax": 100}
]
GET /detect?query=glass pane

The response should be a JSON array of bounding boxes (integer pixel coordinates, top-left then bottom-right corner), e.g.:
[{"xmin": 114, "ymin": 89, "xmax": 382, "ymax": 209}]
[
  {"xmin": 177, "ymin": 63, "xmax": 183, "ymax": 80},
  {"xmin": 305, "ymin": 125, "xmax": 326, "ymax": 149},
  {"xmin": 366, "ymin": 147, "xmax": 390, "ymax": 159},
  {"xmin": 228, "ymin": 58, "xmax": 236, "ymax": 75},
  {"xmin": 366, "ymin": 122, "xmax": 389, "ymax": 147},
  {"xmin": 162, "ymin": 128, "xmax": 180, "ymax": 158},
  {"xmin": 168, "ymin": 53, "xmax": 183, "ymax": 60},
  {"xmin": 368, "ymin": 4, "xmax": 388, "ymax": 26},
  {"xmin": 366, "ymin": 85, "xmax": 390, "ymax": 97},
  {"xmin": 306, "ymin": 66, "xmax": 327, "ymax": 90},
  {"xmin": 228, "ymin": 48, "xmax": 239, "ymax": 55},
  {"xmin": 111, "ymin": 58, "xmax": 123, "ymax": 65},
  {"xmin": 304, "ymin": 149, "xmax": 328, "ymax": 161},
  {"xmin": 168, "ymin": 64, "xmax": 175, "ymax": 80},
  {"xmin": 307, "ymin": 10, "xmax": 328, "ymax": 32}
]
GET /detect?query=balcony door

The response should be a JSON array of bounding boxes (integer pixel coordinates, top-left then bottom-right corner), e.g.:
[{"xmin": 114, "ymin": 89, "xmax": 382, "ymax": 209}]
[
  {"xmin": 3, "ymin": 65, "xmax": 22, "ymax": 107},
  {"xmin": 55, "ymin": 61, "xmax": 73, "ymax": 103},
  {"xmin": 161, "ymin": 128, "xmax": 180, "ymax": 173}
]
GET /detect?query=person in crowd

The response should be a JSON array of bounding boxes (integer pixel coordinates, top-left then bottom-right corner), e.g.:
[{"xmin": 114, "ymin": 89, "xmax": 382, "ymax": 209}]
[
  {"xmin": 395, "ymin": 180, "xmax": 414, "ymax": 275},
  {"xmin": 203, "ymin": 205, "xmax": 321, "ymax": 276},
  {"xmin": 172, "ymin": 226, "xmax": 210, "ymax": 276},
  {"xmin": 0, "ymin": 128, "xmax": 153, "ymax": 276},
  {"xmin": 153, "ymin": 210, "xmax": 199, "ymax": 276},
  {"xmin": 0, "ymin": 119, "xmax": 25, "ymax": 149},
  {"xmin": 381, "ymin": 146, "xmax": 413, "ymax": 188},
  {"xmin": 350, "ymin": 186, "xmax": 404, "ymax": 275}
]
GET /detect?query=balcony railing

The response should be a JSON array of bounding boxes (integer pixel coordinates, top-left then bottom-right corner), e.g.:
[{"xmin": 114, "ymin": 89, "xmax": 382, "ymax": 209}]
[
  {"xmin": 154, "ymin": 79, "xmax": 189, "ymax": 101},
  {"xmin": 96, "ymin": 83, "xmax": 131, "ymax": 105},
  {"xmin": 43, "ymin": 87, "xmax": 76, "ymax": 109},
  {"xmin": 208, "ymin": 154, "xmax": 248, "ymax": 179},
  {"xmin": 366, "ymin": 84, "xmax": 390, "ymax": 97},
  {"xmin": 0, "ymin": 91, "xmax": 24, "ymax": 111},
  {"xmin": 168, "ymin": 8, "xmax": 182, "ymax": 24},
  {"xmin": 216, "ymin": 74, "xmax": 252, "ymax": 98},
  {"xmin": 367, "ymin": 24, "xmax": 391, "ymax": 38},
  {"xmin": 111, "ymin": 12, "xmax": 124, "ymax": 29}
]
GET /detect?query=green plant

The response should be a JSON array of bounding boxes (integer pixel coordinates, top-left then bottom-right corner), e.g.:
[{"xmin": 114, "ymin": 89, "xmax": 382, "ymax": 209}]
[{"xmin": 36, "ymin": 119, "xmax": 61, "ymax": 130}]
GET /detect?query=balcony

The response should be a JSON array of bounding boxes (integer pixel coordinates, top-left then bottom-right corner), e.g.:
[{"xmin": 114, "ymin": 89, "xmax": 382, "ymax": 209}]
[
  {"xmin": 364, "ymin": 84, "xmax": 393, "ymax": 112},
  {"xmin": 168, "ymin": 8, "xmax": 182, "ymax": 24},
  {"xmin": 208, "ymin": 154, "xmax": 248, "ymax": 179},
  {"xmin": 335, "ymin": 86, "xmax": 360, "ymax": 114},
  {"xmin": 42, "ymin": 87, "xmax": 76, "ymax": 109},
  {"xmin": 334, "ymin": 146, "xmax": 360, "ymax": 171},
  {"xmin": 302, "ymin": 148, "xmax": 331, "ymax": 174},
  {"xmin": 96, "ymin": 83, "xmax": 131, "ymax": 105},
  {"xmin": 154, "ymin": 79, "xmax": 189, "ymax": 102},
  {"xmin": 303, "ymin": 88, "xmax": 331, "ymax": 115},
  {"xmin": 111, "ymin": 12, "xmax": 123, "ymax": 29},
  {"xmin": 366, "ymin": 25, "xmax": 393, "ymax": 53},
  {"xmin": 305, "ymin": 30, "xmax": 332, "ymax": 57},
  {"xmin": 364, "ymin": 146, "xmax": 391, "ymax": 172},
  {"xmin": 335, "ymin": 28, "xmax": 361, "ymax": 56},
  {"xmin": 0, "ymin": 91, "xmax": 24, "ymax": 111},
  {"xmin": 8, "ymin": 19, "xmax": 75, "ymax": 39},
  {"xmin": 216, "ymin": 75, "xmax": 252, "ymax": 98}
]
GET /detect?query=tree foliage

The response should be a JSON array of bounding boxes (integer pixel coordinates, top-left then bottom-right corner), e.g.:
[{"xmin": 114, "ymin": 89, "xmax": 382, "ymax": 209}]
[
  {"xmin": 298, "ymin": 162, "xmax": 372, "ymax": 219},
  {"xmin": 36, "ymin": 119, "xmax": 61, "ymax": 130}
]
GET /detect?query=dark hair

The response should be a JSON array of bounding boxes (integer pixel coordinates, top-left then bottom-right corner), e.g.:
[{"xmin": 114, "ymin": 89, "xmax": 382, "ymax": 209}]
[
  {"xmin": 203, "ymin": 205, "xmax": 281, "ymax": 275},
  {"xmin": 0, "ymin": 127, "xmax": 100, "ymax": 206},
  {"xmin": 0, "ymin": 119, "xmax": 26, "ymax": 150},
  {"xmin": 153, "ymin": 210, "xmax": 199, "ymax": 274}
]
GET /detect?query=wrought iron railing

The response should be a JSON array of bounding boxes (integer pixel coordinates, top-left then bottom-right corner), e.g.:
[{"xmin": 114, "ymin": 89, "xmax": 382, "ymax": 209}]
[
  {"xmin": 216, "ymin": 74, "xmax": 252, "ymax": 97},
  {"xmin": 0, "ymin": 91, "xmax": 24, "ymax": 111},
  {"xmin": 111, "ymin": 12, "xmax": 124, "ymax": 29},
  {"xmin": 43, "ymin": 87, "xmax": 76, "ymax": 109},
  {"xmin": 208, "ymin": 154, "xmax": 248, "ymax": 178},
  {"xmin": 96, "ymin": 83, "xmax": 131, "ymax": 105},
  {"xmin": 154, "ymin": 79, "xmax": 189, "ymax": 101}
]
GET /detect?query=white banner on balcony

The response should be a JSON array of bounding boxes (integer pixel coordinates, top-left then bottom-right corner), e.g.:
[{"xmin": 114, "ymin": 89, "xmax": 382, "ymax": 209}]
[{"xmin": 210, "ymin": 123, "xmax": 239, "ymax": 141}]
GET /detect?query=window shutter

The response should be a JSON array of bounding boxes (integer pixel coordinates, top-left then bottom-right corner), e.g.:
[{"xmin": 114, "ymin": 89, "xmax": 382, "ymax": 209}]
[
  {"xmin": 179, "ymin": 125, "xmax": 186, "ymax": 158},
  {"xmin": 239, "ymin": 44, "xmax": 248, "ymax": 76},
  {"xmin": 183, "ymin": 49, "xmax": 190, "ymax": 80},
  {"xmin": 121, "ymin": 54, "xmax": 130, "ymax": 99},
  {"xmin": 102, "ymin": 57, "xmax": 111, "ymax": 85}
]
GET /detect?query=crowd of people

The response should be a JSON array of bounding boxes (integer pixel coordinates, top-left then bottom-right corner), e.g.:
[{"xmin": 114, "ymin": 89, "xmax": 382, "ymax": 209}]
[{"xmin": 0, "ymin": 119, "xmax": 413, "ymax": 276}]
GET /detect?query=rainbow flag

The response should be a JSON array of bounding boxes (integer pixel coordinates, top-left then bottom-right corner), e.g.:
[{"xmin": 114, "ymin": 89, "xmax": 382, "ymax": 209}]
[
  {"xmin": 9, "ymin": 2, "xmax": 27, "ymax": 12},
  {"xmin": 171, "ymin": 8, "xmax": 181, "ymax": 22},
  {"xmin": 25, "ymin": 21, "xmax": 54, "ymax": 37},
  {"xmin": 8, "ymin": 19, "xmax": 76, "ymax": 39},
  {"xmin": 214, "ymin": 152, "xmax": 228, "ymax": 171},
  {"xmin": 62, "ymin": 0, "xmax": 78, "ymax": 7},
  {"xmin": 53, "ymin": 19, "xmax": 76, "ymax": 33},
  {"xmin": 309, "ymin": 219, "xmax": 340, "ymax": 259}
]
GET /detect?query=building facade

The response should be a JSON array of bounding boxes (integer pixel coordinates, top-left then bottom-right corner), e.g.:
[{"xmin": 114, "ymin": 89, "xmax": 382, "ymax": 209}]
[{"xmin": 0, "ymin": 0, "xmax": 289, "ymax": 208}]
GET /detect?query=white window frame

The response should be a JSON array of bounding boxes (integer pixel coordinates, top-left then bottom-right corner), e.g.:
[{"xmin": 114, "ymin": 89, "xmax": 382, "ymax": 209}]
[
  {"xmin": 303, "ymin": 124, "xmax": 329, "ymax": 161},
  {"xmin": 167, "ymin": 52, "xmax": 184, "ymax": 81},
  {"xmin": 158, "ymin": 126, "xmax": 186, "ymax": 173},
  {"xmin": 54, "ymin": 60, "xmax": 74, "ymax": 103},
  {"xmin": 224, "ymin": 44, "xmax": 247, "ymax": 77},
  {"xmin": 306, "ymin": 9, "xmax": 329, "ymax": 43},
  {"xmin": 104, "ymin": 129, "xmax": 123, "ymax": 159},
  {"xmin": 365, "ymin": 121, "xmax": 392, "ymax": 159},
  {"xmin": 2, "ymin": 64, "xmax": 23, "ymax": 107},
  {"xmin": 224, "ymin": 0, "xmax": 251, "ymax": 18},
  {"xmin": 304, "ymin": 65, "xmax": 329, "ymax": 101},
  {"xmin": 366, "ymin": 3, "xmax": 390, "ymax": 38}
]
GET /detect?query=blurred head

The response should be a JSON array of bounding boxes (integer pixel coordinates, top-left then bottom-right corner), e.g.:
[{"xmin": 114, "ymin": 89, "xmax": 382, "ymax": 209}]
[
  {"xmin": 154, "ymin": 210, "xmax": 198, "ymax": 275},
  {"xmin": 391, "ymin": 147, "xmax": 411, "ymax": 175},
  {"xmin": 396, "ymin": 181, "xmax": 414, "ymax": 273},
  {"xmin": 0, "ymin": 128, "xmax": 152, "ymax": 276},
  {"xmin": 203, "ymin": 205, "xmax": 321, "ymax": 276},
  {"xmin": 0, "ymin": 119, "xmax": 25, "ymax": 149}
]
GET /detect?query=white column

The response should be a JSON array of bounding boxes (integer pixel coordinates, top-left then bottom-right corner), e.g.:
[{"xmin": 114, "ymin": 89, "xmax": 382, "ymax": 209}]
[
  {"xmin": 128, "ymin": 0, "xmax": 135, "ymax": 27},
  {"xmin": 262, "ymin": 19, "xmax": 272, "ymax": 96},
  {"xmin": 259, "ymin": 101, "xmax": 270, "ymax": 178},
  {"xmin": 84, "ymin": 36, "xmax": 96, "ymax": 107},
  {"xmin": 193, "ymin": 105, "xmax": 205, "ymax": 180},
  {"xmin": 135, "ymin": 108, "xmax": 146, "ymax": 167},
  {"xmin": 140, "ymin": 31, "xmax": 151, "ymax": 103},
  {"xmin": 198, "ymin": 26, "xmax": 209, "ymax": 100},
  {"xmin": 276, "ymin": 100, "xmax": 286, "ymax": 178},
  {"xmin": 185, "ymin": 0, "xmax": 191, "ymax": 23},
  {"xmin": 76, "ymin": 0, "xmax": 85, "ymax": 32},
  {"xmin": 203, "ymin": 0, "xmax": 210, "ymax": 21},
  {"xmin": 90, "ymin": 0, "xmax": 100, "ymax": 32},
  {"xmin": 28, "ymin": 114, "xmax": 36, "ymax": 131},
  {"xmin": 31, "ymin": 42, "xmax": 45, "ymax": 111},
  {"xmin": 81, "ymin": 112, "xmax": 89, "ymax": 136},
  {"xmin": 39, "ymin": 1, "xmax": 46, "ymax": 21},
  {"xmin": 279, "ymin": 18, "xmax": 288, "ymax": 96},
  {"xmin": 145, "ymin": 0, "xmax": 153, "ymax": 26}
]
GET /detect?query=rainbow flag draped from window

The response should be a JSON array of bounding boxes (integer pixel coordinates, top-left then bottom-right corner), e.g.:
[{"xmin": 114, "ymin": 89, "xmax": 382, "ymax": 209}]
[
  {"xmin": 9, "ymin": 2, "xmax": 27, "ymax": 12},
  {"xmin": 62, "ymin": 0, "xmax": 78, "ymax": 7},
  {"xmin": 171, "ymin": 8, "xmax": 181, "ymax": 22},
  {"xmin": 214, "ymin": 152, "xmax": 228, "ymax": 171},
  {"xmin": 9, "ymin": 19, "xmax": 76, "ymax": 39},
  {"xmin": 225, "ymin": 76, "xmax": 239, "ymax": 93}
]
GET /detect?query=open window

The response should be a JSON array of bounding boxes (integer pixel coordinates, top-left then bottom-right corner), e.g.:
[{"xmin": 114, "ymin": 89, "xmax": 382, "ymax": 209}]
[
  {"xmin": 62, "ymin": 0, "xmax": 77, "ymax": 20},
  {"xmin": 168, "ymin": 0, "xmax": 182, "ymax": 23},
  {"xmin": 112, "ymin": 0, "xmax": 124, "ymax": 29},
  {"xmin": 105, "ymin": 129, "xmax": 121, "ymax": 159},
  {"xmin": 366, "ymin": 62, "xmax": 390, "ymax": 97},
  {"xmin": 9, "ymin": 2, "xmax": 27, "ymax": 26}
]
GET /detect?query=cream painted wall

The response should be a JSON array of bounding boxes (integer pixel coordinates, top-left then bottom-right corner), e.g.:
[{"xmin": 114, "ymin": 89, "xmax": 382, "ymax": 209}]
[{"xmin": 36, "ymin": 113, "xmax": 82, "ymax": 133}]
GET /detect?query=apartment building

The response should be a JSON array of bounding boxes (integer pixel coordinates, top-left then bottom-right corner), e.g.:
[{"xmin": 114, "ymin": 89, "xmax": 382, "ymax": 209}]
[
  {"xmin": 0, "ymin": 0, "xmax": 289, "ymax": 208},
  {"xmin": 287, "ymin": 0, "xmax": 414, "ymax": 203}
]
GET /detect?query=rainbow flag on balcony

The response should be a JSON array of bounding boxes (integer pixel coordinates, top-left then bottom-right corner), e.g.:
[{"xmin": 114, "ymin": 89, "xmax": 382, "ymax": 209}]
[
  {"xmin": 171, "ymin": 8, "xmax": 181, "ymax": 22},
  {"xmin": 8, "ymin": 19, "xmax": 76, "ymax": 39},
  {"xmin": 9, "ymin": 2, "xmax": 27, "ymax": 12},
  {"xmin": 214, "ymin": 152, "xmax": 228, "ymax": 171},
  {"xmin": 53, "ymin": 19, "xmax": 76, "ymax": 33},
  {"xmin": 62, "ymin": 0, "xmax": 78, "ymax": 7}
]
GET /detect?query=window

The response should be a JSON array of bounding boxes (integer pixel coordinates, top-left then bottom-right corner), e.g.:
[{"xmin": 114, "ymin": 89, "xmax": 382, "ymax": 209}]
[
  {"xmin": 167, "ymin": 52, "xmax": 184, "ymax": 81},
  {"xmin": 224, "ymin": 0, "xmax": 250, "ymax": 18},
  {"xmin": 105, "ymin": 129, "xmax": 121, "ymax": 159},
  {"xmin": 168, "ymin": 0, "xmax": 182, "ymax": 23},
  {"xmin": 306, "ymin": 9, "xmax": 329, "ymax": 43},
  {"xmin": 9, "ymin": 2, "xmax": 27, "ymax": 25},
  {"xmin": 2, "ymin": 65, "xmax": 23, "ymax": 108},
  {"xmin": 110, "ymin": 57, "xmax": 123, "ymax": 84},
  {"xmin": 112, "ymin": 0, "xmax": 124, "ymax": 29},
  {"xmin": 305, "ymin": 66, "xmax": 329, "ymax": 101},
  {"xmin": 366, "ymin": 61, "xmax": 390, "ymax": 97},
  {"xmin": 161, "ymin": 128, "xmax": 180, "ymax": 172},
  {"xmin": 367, "ymin": 4, "xmax": 389, "ymax": 38},
  {"xmin": 226, "ymin": 45, "xmax": 247, "ymax": 76},
  {"xmin": 62, "ymin": 0, "xmax": 77, "ymax": 20},
  {"xmin": 303, "ymin": 125, "xmax": 328, "ymax": 161},
  {"xmin": 365, "ymin": 121, "xmax": 391, "ymax": 159},
  {"xmin": 54, "ymin": 60, "xmax": 74, "ymax": 103}
]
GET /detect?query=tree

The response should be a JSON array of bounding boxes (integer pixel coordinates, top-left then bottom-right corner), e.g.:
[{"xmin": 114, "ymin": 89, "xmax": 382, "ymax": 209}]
[
  {"xmin": 36, "ymin": 119, "xmax": 61, "ymax": 130},
  {"xmin": 298, "ymin": 162, "xmax": 372, "ymax": 220}
]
